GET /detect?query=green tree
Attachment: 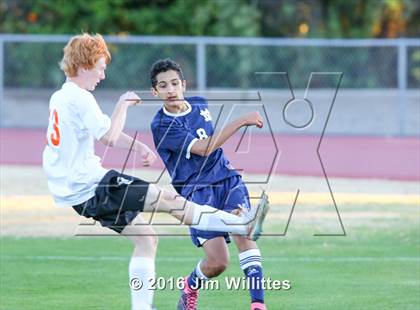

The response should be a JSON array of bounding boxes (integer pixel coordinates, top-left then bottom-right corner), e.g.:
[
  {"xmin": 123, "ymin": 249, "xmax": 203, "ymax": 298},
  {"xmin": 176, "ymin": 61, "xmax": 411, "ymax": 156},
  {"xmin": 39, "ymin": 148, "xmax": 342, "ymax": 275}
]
[
  {"xmin": 0, "ymin": 0, "xmax": 260, "ymax": 36},
  {"xmin": 257, "ymin": 0, "xmax": 419, "ymax": 38}
]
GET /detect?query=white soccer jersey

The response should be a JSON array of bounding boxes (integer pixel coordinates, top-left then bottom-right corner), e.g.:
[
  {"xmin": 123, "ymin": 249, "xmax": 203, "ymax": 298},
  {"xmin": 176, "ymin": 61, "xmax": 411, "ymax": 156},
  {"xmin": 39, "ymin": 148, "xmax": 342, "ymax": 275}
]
[{"xmin": 42, "ymin": 81, "xmax": 111, "ymax": 207}]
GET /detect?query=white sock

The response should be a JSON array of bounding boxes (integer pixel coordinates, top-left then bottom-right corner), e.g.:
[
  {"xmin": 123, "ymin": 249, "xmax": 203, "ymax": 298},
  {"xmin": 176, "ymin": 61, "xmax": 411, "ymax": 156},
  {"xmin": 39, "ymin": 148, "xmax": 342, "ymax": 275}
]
[
  {"xmin": 239, "ymin": 249, "xmax": 262, "ymax": 270},
  {"xmin": 191, "ymin": 205, "xmax": 248, "ymax": 234},
  {"xmin": 129, "ymin": 257, "xmax": 155, "ymax": 310},
  {"xmin": 195, "ymin": 260, "xmax": 209, "ymax": 280}
]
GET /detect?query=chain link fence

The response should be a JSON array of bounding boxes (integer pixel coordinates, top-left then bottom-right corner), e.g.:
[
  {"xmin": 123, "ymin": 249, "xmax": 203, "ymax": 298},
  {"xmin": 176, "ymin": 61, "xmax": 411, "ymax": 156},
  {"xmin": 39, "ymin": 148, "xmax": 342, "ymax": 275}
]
[{"xmin": 0, "ymin": 35, "xmax": 419, "ymax": 135}]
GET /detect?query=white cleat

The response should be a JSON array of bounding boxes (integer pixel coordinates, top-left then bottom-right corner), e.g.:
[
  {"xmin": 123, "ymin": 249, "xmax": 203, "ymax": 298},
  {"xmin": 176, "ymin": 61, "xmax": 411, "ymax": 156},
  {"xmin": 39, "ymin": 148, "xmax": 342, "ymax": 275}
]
[{"xmin": 246, "ymin": 192, "xmax": 270, "ymax": 241}]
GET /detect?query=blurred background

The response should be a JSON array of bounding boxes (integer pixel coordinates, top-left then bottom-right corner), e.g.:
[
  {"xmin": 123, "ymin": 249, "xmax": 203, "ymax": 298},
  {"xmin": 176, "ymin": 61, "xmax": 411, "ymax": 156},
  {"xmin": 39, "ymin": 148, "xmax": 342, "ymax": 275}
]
[
  {"xmin": 0, "ymin": 0, "xmax": 419, "ymax": 180},
  {"xmin": 1, "ymin": 3, "xmax": 419, "ymax": 309}
]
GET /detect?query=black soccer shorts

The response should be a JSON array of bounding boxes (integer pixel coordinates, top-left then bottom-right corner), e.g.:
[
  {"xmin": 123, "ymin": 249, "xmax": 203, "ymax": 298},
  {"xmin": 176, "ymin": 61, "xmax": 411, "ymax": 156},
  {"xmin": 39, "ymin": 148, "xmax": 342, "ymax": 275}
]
[{"xmin": 72, "ymin": 170, "xmax": 149, "ymax": 233}]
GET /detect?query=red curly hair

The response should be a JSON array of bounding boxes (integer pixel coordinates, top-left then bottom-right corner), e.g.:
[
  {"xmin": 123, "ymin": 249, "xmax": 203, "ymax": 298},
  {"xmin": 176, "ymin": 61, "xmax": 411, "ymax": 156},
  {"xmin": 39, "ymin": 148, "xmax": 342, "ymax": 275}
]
[{"xmin": 60, "ymin": 33, "xmax": 111, "ymax": 77}]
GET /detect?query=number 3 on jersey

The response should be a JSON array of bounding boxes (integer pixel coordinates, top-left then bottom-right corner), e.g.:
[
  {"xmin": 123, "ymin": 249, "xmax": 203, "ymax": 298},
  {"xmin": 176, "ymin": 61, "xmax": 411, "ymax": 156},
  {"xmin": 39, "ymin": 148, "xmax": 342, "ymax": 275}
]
[
  {"xmin": 196, "ymin": 128, "xmax": 208, "ymax": 140},
  {"xmin": 48, "ymin": 109, "xmax": 61, "ymax": 147}
]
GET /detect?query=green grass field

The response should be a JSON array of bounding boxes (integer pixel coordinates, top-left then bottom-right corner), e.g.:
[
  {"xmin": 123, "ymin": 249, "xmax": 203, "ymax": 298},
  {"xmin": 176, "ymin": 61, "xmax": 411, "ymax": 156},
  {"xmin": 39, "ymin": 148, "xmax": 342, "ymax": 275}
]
[{"xmin": 1, "ymin": 201, "xmax": 419, "ymax": 310}]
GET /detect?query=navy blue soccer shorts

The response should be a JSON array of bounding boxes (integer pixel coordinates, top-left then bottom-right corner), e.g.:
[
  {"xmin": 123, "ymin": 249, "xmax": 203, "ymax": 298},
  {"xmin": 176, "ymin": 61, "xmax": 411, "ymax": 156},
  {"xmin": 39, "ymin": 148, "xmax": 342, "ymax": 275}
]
[{"xmin": 187, "ymin": 175, "xmax": 251, "ymax": 247}]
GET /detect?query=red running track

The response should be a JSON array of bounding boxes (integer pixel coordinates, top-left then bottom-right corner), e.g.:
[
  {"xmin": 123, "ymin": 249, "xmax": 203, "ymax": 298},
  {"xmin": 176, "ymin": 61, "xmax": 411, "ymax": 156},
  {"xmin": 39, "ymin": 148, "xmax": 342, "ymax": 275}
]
[{"xmin": 1, "ymin": 128, "xmax": 418, "ymax": 181}]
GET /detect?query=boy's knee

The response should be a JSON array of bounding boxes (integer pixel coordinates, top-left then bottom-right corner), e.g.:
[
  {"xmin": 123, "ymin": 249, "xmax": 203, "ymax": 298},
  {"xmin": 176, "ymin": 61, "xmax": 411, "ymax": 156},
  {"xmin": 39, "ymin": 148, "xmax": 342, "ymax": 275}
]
[
  {"xmin": 207, "ymin": 257, "xmax": 229, "ymax": 276},
  {"xmin": 132, "ymin": 235, "xmax": 158, "ymax": 252}
]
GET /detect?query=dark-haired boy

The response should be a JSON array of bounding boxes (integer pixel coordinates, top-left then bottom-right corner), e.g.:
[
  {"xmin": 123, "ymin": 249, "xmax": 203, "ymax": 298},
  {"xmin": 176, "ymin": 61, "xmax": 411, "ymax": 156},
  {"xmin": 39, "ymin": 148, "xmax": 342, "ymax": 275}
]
[{"xmin": 150, "ymin": 59, "xmax": 269, "ymax": 310}]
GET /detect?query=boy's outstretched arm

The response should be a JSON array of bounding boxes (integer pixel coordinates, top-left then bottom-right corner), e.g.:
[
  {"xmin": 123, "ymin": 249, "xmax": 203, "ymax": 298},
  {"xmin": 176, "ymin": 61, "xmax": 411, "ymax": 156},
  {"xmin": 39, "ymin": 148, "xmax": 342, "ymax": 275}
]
[
  {"xmin": 112, "ymin": 132, "xmax": 157, "ymax": 166},
  {"xmin": 100, "ymin": 91, "xmax": 141, "ymax": 146},
  {"xmin": 99, "ymin": 92, "xmax": 157, "ymax": 166},
  {"xmin": 191, "ymin": 111, "xmax": 263, "ymax": 157}
]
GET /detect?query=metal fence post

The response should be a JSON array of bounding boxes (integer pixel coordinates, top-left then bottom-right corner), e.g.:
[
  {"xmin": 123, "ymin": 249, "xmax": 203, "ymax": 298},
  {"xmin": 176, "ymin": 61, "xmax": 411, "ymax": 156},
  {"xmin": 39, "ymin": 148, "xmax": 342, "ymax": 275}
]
[
  {"xmin": 196, "ymin": 40, "xmax": 206, "ymax": 91},
  {"xmin": 397, "ymin": 41, "xmax": 408, "ymax": 136},
  {"xmin": 0, "ymin": 38, "xmax": 4, "ymax": 126}
]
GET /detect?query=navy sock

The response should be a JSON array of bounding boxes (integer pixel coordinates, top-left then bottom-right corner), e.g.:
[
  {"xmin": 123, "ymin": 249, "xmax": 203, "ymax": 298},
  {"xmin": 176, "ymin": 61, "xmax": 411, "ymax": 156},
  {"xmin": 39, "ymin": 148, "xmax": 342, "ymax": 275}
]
[
  {"xmin": 187, "ymin": 260, "xmax": 207, "ymax": 290},
  {"xmin": 244, "ymin": 265, "xmax": 265, "ymax": 303},
  {"xmin": 239, "ymin": 249, "xmax": 265, "ymax": 304},
  {"xmin": 187, "ymin": 269, "xmax": 202, "ymax": 290}
]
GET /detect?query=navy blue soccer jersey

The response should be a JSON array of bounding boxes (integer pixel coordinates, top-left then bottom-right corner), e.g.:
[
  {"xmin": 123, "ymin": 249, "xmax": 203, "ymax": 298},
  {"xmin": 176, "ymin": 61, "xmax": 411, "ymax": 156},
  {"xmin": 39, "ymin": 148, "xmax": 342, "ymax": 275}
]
[{"xmin": 151, "ymin": 96, "xmax": 239, "ymax": 197}]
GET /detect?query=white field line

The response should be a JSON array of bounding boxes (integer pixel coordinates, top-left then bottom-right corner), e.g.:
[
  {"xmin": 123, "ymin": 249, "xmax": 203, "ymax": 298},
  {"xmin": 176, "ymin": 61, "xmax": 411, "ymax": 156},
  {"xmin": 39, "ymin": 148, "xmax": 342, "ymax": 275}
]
[
  {"xmin": 1, "ymin": 255, "xmax": 419, "ymax": 263},
  {"xmin": 1, "ymin": 192, "xmax": 419, "ymax": 211}
]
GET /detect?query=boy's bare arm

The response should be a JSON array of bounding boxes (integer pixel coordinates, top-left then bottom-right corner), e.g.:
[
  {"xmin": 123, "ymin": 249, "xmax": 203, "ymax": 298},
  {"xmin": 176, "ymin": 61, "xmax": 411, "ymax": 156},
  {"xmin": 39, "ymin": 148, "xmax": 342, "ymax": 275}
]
[
  {"xmin": 191, "ymin": 111, "xmax": 263, "ymax": 157},
  {"xmin": 100, "ymin": 91, "xmax": 141, "ymax": 146},
  {"xmin": 113, "ymin": 132, "xmax": 157, "ymax": 166}
]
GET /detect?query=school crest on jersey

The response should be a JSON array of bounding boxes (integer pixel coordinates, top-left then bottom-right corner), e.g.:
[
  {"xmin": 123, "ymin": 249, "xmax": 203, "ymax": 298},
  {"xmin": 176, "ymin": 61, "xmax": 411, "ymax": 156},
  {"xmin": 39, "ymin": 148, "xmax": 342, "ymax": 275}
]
[{"xmin": 200, "ymin": 108, "xmax": 212, "ymax": 122}]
